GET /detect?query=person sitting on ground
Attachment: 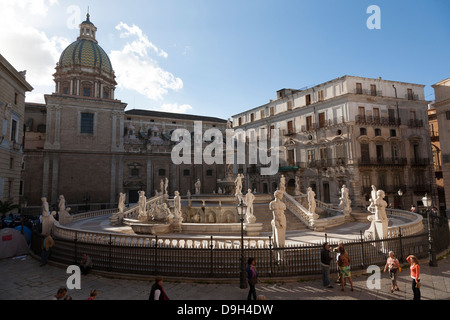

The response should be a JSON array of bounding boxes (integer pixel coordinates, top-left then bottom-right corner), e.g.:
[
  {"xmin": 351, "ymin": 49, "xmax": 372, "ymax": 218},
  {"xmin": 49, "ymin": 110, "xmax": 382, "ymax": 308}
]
[{"xmin": 79, "ymin": 253, "xmax": 93, "ymax": 275}]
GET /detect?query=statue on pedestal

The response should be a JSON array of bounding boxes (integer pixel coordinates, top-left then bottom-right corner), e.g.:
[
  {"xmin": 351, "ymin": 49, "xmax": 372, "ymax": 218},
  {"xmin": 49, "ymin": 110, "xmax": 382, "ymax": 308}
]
[
  {"xmin": 138, "ymin": 190, "xmax": 147, "ymax": 221},
  {"xmin": 279, "ymin": 174, "xmax": 286, "ymax": 193},
  {"xmin": 164, "ymin": 177, "xmax": 169, "ymax": 195},
  {"xmin": 195, "ymin": 179, "xmax": 201, "ymax": 195},
  {"xmin": 294, "ymin": 176, "xmax": 301, "ymax": 196},
  {"xmin": 234, "ymin": 173, "xmax": 243, "ymax": 196},
  {"xmin": 58, "ymin": 195, "xmax": 72, "ymax": 225},
  {"xmin": 338, "ymin": 185, "xmax": 352, "ymax": 213},
  {"xmin": 367, "ymin": 185, "xmax": 377, "ymax": 213},
  {"xmin": 173, "ymin": 191, "xmax": 182, "ymax": 219},
  {"xmin": 307, "ymin": 187, "xmax": 316, "ymax": 214},
  {"xmin": 160, "ymin": 179, "xmax": 165, "ymax": 195},
  {"xmin": 245, "ymin": 189, "xmax": 256, "ymax": 224},
  {"xmin": 270, "ymin": 190, "xmax": 287, "ymax": 249},
  {"xmin": 374, "ymin": 190, "xmax": 388, "ymax": 221}
]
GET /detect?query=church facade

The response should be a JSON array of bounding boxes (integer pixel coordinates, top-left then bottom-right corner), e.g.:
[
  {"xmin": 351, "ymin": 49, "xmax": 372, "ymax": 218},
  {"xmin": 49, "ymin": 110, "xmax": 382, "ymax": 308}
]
[{"xmin": 22, "ymin": 15, "xmax": 227, "ymax": 209}]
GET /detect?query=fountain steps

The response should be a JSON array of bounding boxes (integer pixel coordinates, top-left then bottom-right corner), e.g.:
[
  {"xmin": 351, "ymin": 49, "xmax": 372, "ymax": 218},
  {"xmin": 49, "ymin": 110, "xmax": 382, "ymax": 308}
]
[{"xmin": 253, "ymin": 203, "xmax": 309, "ymax": 232}]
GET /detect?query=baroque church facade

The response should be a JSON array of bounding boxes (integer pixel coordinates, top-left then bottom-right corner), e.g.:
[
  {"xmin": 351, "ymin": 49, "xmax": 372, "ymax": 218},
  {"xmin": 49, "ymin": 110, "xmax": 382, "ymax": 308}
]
[{"xmin": 22, "ymin": 15, "xmax": 227, "ymax": 209}]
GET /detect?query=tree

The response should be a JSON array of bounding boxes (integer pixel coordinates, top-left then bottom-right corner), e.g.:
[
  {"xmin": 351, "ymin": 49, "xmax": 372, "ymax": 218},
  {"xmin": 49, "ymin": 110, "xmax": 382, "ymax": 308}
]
[{"xmin": 0, "ymin": 200, "xmax": 19, "ymax": 218}]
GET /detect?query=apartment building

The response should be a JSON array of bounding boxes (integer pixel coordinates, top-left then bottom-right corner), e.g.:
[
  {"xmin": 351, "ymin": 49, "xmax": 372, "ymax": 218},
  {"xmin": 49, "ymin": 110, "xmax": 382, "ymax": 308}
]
[
  {"xmin": 0, "ymin": 54, "xmax": 33, "ymax": 208},
  {"xmin": 432, "ymin": 78, "xmax": 450, "ymax": 216},
  {"xmin": 232, "ymin": 75, "xmax": 436, "ymax": 209}
]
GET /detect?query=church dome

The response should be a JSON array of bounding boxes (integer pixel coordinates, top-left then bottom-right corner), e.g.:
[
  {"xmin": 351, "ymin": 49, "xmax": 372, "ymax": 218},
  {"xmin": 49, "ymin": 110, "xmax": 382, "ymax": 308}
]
[
  {"xmin": 58, "ymin": 39, "xmax": 113, "ymax": 74},
  {"xmin": 53, "ymin": 13, "xmax": 117, "ymax": 99}
]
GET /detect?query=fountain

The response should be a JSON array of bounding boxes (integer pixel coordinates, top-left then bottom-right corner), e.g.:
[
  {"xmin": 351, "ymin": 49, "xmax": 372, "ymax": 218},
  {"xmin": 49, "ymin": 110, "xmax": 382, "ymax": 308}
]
[{"xmin": 113, "ymin": 175, "xmax": 263, "ymax": 236}]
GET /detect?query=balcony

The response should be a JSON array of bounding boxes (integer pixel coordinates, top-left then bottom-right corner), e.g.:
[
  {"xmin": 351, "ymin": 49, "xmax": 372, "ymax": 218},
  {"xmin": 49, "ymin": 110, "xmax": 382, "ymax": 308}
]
[
  {"xmin": 413, "ymin": 184, "xmax": 430, "ymax": 194},
  {"xmin": 282, "ymin": 129, "xmax": 296, "ymax": 136},
  {"xmin": 305, "ymin": 158, "xmax": 348, "ymax": 168},
  {"xmin": 300, "ymin": 117, "xmax": 346, "ymax": 132},
  {"xmin": 354, "ymin": 89, "xmax": 383, "ymax": 96},
  {"xmin": 408, "ymin": 119, "xmax": 424, "ymax": 127},
  {"xmin": 358, "ymin": 157, "xmax": 407, "ymax": 166},
  {"xmin": 355, "ymin": 115, "xmax": 401, "ymax": 126},
  {"xmin": 410, "ymin": 158, "xmax": 430, "ymax": 166},
  {"xmin": 430, "ymin": 132, "xmax": 439, "ymax": 142}
]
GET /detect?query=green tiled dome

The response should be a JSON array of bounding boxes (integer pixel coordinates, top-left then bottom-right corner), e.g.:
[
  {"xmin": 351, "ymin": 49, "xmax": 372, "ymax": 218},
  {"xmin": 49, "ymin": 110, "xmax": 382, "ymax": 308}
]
[{"xmin": 59, "ymin": 39, "xmax": 113, "ymax": 74}]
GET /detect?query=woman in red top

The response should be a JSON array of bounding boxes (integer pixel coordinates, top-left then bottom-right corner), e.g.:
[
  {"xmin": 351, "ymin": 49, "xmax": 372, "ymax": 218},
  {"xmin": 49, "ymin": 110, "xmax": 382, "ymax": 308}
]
[{"xmin": 406, "ymin": 255, "xmax": 420, "ymax": 300}]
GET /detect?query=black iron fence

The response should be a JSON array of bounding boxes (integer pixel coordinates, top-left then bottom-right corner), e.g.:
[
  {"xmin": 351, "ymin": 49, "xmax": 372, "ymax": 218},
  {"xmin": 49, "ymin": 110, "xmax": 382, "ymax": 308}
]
[{"xmin": 31, "ymin": 221, "xmax": 449, "ymax": 279}]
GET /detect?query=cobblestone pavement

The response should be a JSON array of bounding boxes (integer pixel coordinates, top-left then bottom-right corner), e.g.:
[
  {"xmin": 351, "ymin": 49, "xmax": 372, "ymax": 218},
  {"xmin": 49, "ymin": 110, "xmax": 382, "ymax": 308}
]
[{"xmin": 1, "ymin": 252, "xmax": 449, "ymax": 301}]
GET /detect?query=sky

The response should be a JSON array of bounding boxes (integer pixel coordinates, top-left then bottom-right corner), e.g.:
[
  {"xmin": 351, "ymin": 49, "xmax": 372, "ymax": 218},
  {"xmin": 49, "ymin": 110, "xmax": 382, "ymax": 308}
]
[{"xmin": 1, "ymin": 0, "xmax": 449, "ymax": 120}]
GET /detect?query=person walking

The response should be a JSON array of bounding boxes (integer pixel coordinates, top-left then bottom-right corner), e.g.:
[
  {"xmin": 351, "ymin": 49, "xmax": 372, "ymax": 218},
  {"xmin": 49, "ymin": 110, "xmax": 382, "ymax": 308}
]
[
  {"xmin": 86, "ymin": 289, "xmax": 98, "ymax": 300},
  {"xmin": 384, "ymin": 251, "xmax": 400, "ymax": 293},
  {"xmin": 40, "ymin": 233, "xmax": 54, "ymax": 266},
  {"xmin": 320, "ymin": 242, "xmax": 333, "ymax": 288},
  {"xmin": 337, "ymin": 246, "xmax": 353, "ymax": 292},
  {"xmin": 333, "ymin": 242, "xmax": 344, "ymax": 284},
  {"xmin": 149, "ymin": 276, "xmax": 169, "ymax": 300},
  {"xmin": 406, "ymin": 255, "xmax": 421, "ymax": 300},
  {"xmin": 246, "ymin": 257, "xmax": 259, "ymax": 300}
]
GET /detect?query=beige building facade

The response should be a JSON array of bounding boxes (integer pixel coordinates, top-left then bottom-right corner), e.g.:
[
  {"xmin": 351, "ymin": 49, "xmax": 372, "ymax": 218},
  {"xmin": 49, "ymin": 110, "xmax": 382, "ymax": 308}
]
[
  {"xmin": 0, "ymin": 54, "xmax": 33, "ymax": 208},
  {"xmin": 432, "ymin": 78, "xmax": 450, "ymax": 216},
  {"xmin": 233, "ymin": 75, "xmax": 437, "ymax": 210}
]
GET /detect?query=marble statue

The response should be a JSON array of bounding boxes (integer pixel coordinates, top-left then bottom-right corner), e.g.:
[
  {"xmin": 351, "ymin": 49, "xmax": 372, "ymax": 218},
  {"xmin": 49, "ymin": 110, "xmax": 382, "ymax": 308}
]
[
  {"xmin": 338, "ymin": 184, "xmax": 352, "ymax": 212},
  {"xmin": 279, "ymin": 174, "xmax": 286, "ymax": 193},
  {"xmin": 295, "ymin": 176, "xmax": 301, "ymax": 196},
  {"xmin": 118, "ymin": 192, "xmax": 126, "ymax": 214},
  {"xmin": 164, "ymin": 177, "xmax": 169, "ymax": 195},
  {"xmin": 173, "ymin": 191, "xmax": 182, "ymax": 219},
  {"xmin": 207, "ymin": 211, "xmax": 216, "ymax": 223},
  {"xmin": 58, "ymin": 195, "xmax": 65, "ymax": 213},
  {"xmin": 187, "ymin": 190, "xmax": 192, "ymax": 206},
  {"xmin": 244, "ymin": 189, "xmax": 256, "ymax": 224},
  {"xmin": 374, "ymin": 189, "xmax": 388, "ymax": 221},
  {"xmin": 227, "ymin": 118, "xmax": 232, "ymax": 129},
  {"xmin": 160, "ymin": 179, "xmax": 165, "ymax": 195},
  {"xmin": 41, "ymin": 197, "xmax": 49, "ymax": 217},
  {"xmin": 307, "ymin": 187, "xmax": 316, "ymax": 214},
  {"xmin": 270, "ymin": 190, "xmax": 287, "ymax": 249},
  {"xmin": 367, "ymin": 185, "xmax": 377, "ymax": 213},
  {"xmin": 58, "ymin": 195, "xmax": 72, "ymax": 225},
  {"xmin": 138, "ymin": 190, "xmax": 147, "ymax": 221},
  {"xmin": 41, "ymin": 196, "xmax": 56, "ymax": 234},
  {"xmin": 234, "ymin": 173, "xmax": 243, "ymax": 195},
  {"xmin": 195, "ymin": 179, "xmax": 201, "ymax": 195}
]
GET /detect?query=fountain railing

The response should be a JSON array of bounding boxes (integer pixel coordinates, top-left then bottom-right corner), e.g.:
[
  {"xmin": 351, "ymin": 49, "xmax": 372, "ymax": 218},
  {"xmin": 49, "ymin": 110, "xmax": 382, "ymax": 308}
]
[
  {"xmin": 122, "ymin": 194, "xmax": 165, "ymax": 219},
  {"xmin": 386, "ymin": 208, "xmax": 424, "ymax": 238},
  {"xmin": 283, "ymin": 193, "xmax": 316, "ymax": 228}
]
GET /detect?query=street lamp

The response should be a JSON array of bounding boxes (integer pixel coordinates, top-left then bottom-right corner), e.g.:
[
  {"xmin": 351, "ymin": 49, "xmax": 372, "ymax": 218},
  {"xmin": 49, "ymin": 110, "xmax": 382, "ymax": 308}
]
[
  {"xmin": 422, "ymin": 193, "xmax": 437, "ymax": 267},
  {"xmin": 237, "ymin": 197, "xmax": 248, "ymax": 289}
]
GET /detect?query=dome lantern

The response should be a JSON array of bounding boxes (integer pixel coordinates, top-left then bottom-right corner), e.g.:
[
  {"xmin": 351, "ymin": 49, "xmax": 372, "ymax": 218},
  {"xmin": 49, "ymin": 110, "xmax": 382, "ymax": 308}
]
[{"xmin": 77, "ymin": 12, "xmax": 98, "ymax": 43}]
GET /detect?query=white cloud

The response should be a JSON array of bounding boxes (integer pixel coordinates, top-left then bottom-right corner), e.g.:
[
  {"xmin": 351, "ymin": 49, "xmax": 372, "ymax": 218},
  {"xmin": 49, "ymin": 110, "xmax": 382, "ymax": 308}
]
[
  {"xmin": 159, "ymin": 103, "xmax": 193, "ymax": 114},
  {"xmin": 111, "ymin": 22, "xmax": 184, "ymax": 102},
  {"xmin": 0, "ymin": 0, "xmax": 68, "ymax": 103}
]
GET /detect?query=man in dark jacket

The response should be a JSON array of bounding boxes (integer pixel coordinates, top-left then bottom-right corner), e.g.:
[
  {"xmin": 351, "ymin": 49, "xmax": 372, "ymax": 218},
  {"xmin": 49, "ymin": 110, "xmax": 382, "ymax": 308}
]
[
  {"xmin": 149, "ymin": 276, "xmax": 169, "ymax": 300},
  {"xmin": 321, "ymin": 242, "xmax": 333, "ymax": 288}
]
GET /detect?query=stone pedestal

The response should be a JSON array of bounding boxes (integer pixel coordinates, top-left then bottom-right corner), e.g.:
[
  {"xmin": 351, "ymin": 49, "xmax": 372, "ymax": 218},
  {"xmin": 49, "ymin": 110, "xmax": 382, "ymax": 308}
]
[{"xmin": 244, "ymin": 223, "xmax": 263, "ymax": 236}]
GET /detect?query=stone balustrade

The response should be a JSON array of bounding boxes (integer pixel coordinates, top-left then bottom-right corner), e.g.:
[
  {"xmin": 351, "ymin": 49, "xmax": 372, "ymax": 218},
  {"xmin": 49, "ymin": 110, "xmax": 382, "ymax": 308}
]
[{"xmin": 386, "ymin": 209, "xmax": 424, "ymax": 237}]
